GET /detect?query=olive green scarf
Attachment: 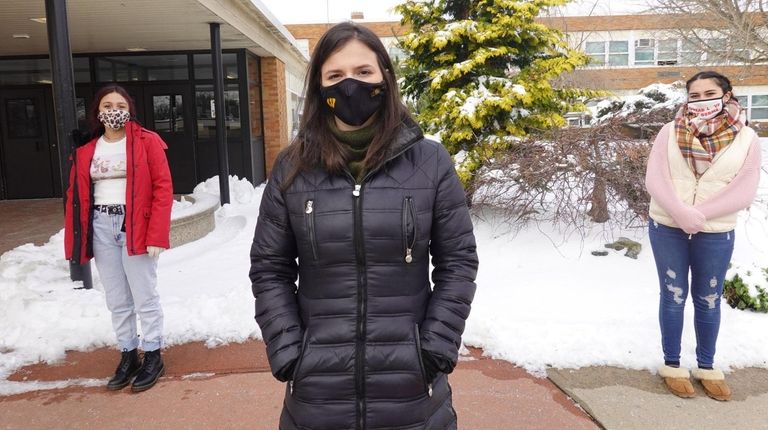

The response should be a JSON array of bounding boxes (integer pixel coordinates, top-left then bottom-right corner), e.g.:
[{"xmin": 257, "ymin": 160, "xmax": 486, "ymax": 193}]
[{"xmin": 329, "ymin": 121, "xmax": 378, "ymax": 182}]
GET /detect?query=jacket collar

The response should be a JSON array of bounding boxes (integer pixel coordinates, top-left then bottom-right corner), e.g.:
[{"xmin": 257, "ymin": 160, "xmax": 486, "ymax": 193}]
[{"xmin": 385, "ymin": 115, "xmax": 424, "ymax": 162}]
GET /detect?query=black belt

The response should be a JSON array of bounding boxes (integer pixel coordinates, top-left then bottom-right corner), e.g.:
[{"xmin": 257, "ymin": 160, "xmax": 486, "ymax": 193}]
[{"xmin": 93, "ymin": 204, "xmax": 125, "ymax": 215}]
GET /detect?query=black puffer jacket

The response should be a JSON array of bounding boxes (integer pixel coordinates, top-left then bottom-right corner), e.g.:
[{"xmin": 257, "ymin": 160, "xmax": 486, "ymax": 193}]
[{"xmin": 249, "ymin": 118, "xmax": 478, "ymax": 430}]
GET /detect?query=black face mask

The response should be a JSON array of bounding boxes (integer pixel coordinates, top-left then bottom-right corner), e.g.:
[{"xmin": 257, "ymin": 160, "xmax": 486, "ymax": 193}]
[{"xmin": 320, "ymin": 78, "xmax": 386, "ymax": 126}]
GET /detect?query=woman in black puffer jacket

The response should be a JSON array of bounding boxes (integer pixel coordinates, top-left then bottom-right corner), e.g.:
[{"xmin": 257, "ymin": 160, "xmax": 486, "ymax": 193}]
[{"xmin": 249, "ymin": 22, "xmax": 478, "ymax": 430}]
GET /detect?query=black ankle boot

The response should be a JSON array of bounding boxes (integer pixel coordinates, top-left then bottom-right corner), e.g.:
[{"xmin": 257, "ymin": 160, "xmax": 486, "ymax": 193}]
[
  {"xmin": 107, "ymin": 348, "xmax": 140, "ymax": 391},
  {"xmin": 131, "ymin": 349, "xmax": 165, "ymax": 392}
]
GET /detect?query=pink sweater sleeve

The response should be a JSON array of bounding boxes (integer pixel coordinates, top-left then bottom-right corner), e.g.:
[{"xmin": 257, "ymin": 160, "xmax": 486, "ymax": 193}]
[
  {"xmin": 695, "ymin": 137, "xmax": 763, "ymax": 220},
  {"xmin": 645, "ymin": 123, "xmax": 690, "ymax": 220}
]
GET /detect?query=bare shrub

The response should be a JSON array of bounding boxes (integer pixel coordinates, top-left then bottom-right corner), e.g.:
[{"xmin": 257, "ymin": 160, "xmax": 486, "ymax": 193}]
[{"xmin": 471, "ymin": 116, "xmax": 667, "ymax": 233}]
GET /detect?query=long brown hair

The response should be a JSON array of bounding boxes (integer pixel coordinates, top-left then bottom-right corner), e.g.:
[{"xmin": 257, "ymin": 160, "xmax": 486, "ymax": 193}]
[
  {"xmin": 88, "ymin": 84, "xmax": 138, "ymax": 136},
  {"xmin": 282, "ymin": 21, "xmax": 412, "ymax": 187}
]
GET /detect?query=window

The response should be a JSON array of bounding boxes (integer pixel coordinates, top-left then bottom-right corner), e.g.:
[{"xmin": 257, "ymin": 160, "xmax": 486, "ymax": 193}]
[
  {"xmin": 0, "ymin": 57, "xmax": 91, "ymax": 85},
  {"xmin": 608, "ymin": 41, "xmax": 629, "ymax": 66},
  {"xmin": 0, "ymin": 58, "xmax": 51, "ymax": 85},
  {"xmin": 585, "ymin": 41, "xmax": 606, "ymax": 65},
  {"xmin": 657, "ymin": 39, "xmax": 678, "ymax": 65},
  {"xmin": 193, "ymin": 53, "xmax": 239, "ymax": 80},
  {"xmin": 388, "ymin": 46, "xmax": 406, "ymax": 63},
  {"xmin": 751, "ymin": 95, "xmax": 768, "ymax": 120},
  {"xmin": 731, "ymin": 48, "xmax": 750, "ymax": 63},
  {"xmin": 96, "ymin": 55, "xmax": 189, "ymax": 82},
  {"xmin": 76, "ymin": 97, "xmax": 88, "ymax": 130},
  {"xmin": 680, "ymin": 40, "xmax": 701, "ymax": 65},
  {"xmin": 290, "ymin": 92, "xmax": 303, "ymax": 139},
  {"xmin": 195, "ymin": 84, "xmax": 241, "ymax": 139},
  {"xmin": 634, "ymin": 39, "xmax": 655, "ymax": 66},
  {"xmin": 5, "ymin": 98, "xmax": 41, "ymax": 138},
  {"xmin": 73, "ymin": 57, "xmax": 91, "ymax": 83},
  {"xmin": 151, "ymin": 95, "xmax": 185, "ymax": 132},
  {"xmin": 705, "ymin": 39, "xmax": 727, "ymax": 64}
]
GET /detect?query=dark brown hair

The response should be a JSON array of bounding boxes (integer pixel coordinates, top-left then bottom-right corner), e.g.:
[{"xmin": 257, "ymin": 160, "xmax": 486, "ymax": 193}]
[
  {"xmin": 686, "ymin": 71, "xmax": 733, "ymax": 95},
  {"xmin": 282, "ymin": 21, "xmax": 412, "ymax": 187},
  {"xmin": 88, "ymin": 84, "xmax": 137, "ymax": 136}
]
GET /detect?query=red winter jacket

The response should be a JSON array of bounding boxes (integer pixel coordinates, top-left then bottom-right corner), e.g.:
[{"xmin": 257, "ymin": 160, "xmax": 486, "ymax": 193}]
[{"xmin": 64, "ymin": 121, "xmax": 173, "ymax": 264}]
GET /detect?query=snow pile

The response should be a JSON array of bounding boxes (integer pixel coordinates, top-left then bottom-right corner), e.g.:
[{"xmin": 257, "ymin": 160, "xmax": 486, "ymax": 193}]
[
  {"xmin": 193, "ymin": 175, "xmax": 261, "ymax": 205},
  {"xmin": 592, "ymin": 81, "xmax": 686, "ymax": 121},
  {"xmin": 172, "ymin": 196, "xmax": 193, "ymax": 211},
  {"xmin": 170, "ymin": 192, "xmax": 220, "ymax": 221}
]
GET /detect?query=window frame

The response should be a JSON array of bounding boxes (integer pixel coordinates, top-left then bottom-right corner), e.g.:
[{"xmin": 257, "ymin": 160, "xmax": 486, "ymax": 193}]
[
  {"xmin": 585, "ymin": 41, "xmax": 607, "ymax": 66},
  {"xmin": 607, "ymin": 40, "xmax": 629, "ymax": 66}
]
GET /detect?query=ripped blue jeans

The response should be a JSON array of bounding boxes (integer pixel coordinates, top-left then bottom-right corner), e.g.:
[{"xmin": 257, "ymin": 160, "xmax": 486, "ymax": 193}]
[{"xmin": 648, "ymin": 219, "xmax": 734, "ymax": 368}]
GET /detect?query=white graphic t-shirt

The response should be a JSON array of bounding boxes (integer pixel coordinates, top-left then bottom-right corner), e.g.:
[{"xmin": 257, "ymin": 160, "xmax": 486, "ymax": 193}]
[{"xmin": 91, "ymin": 136, "xmax": 127, "ymax": 205}]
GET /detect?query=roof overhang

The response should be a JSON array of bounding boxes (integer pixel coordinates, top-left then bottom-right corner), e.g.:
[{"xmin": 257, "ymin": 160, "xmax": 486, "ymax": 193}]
[{"xmin": 0, "ymin": 0, "xmax": 307, "ymax": 75}]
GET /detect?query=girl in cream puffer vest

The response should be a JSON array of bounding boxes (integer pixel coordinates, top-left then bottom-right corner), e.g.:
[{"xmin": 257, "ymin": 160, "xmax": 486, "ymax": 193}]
[{"xmin": 645, "ymin": 71, "xmax": 762, "ymax": 402}]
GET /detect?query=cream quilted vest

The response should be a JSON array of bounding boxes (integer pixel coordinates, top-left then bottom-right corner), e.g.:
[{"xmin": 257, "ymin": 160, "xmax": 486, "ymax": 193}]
[{"xmin": 649, "ymin": 124, "xmax": 755, "ymax": 232}]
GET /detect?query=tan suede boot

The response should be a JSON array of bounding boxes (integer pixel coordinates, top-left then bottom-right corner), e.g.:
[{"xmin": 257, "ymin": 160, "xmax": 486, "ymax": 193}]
[
  {"xmin": 658, "ymin": 365, "xmax": 695, "ymax": 398},
  {"xmin": 692, "ymin": 368, "xmax": 731, "ymax": 401}
]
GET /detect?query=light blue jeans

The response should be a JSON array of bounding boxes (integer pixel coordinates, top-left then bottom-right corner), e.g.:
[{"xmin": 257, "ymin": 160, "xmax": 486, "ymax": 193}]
[
  {"xmin": 92, "ymin": 209, "xmax": 163, "ymax": 351},
  {"xmin": 648, "ymin": 219, "xmax": 734, "ymax": 368}
]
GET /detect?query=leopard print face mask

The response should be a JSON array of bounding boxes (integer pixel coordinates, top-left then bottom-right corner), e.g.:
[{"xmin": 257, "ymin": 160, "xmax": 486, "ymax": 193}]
[{"xmin": 97, "ymin": 109, "xmax": 131, "ymax": 130}]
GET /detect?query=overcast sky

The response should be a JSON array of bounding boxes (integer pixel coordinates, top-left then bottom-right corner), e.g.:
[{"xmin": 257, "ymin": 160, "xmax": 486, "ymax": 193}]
[{"xmin": 258, "ymin": 0, "xmax": 650, "ymax": 25}]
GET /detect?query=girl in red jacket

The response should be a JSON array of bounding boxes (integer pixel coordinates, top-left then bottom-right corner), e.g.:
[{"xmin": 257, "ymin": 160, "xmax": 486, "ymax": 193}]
[{"xmin": 64, "ymin": 85, "xmax": 173, "ymax": 392}]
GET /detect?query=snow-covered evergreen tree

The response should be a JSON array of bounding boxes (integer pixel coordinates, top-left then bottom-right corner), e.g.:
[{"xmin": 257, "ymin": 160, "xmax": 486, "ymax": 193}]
[{"xmin": 396, "ymin": 0, "xmax": 593, "ymax": 186}]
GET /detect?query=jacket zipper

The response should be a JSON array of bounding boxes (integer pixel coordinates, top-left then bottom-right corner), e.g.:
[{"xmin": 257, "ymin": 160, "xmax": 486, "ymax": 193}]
[
  {"xmin": 689, "ymin": 177, "xmax": 700, "ymax": 240},
  {"xmin": 289, "ymin": 329, "xmax": 310, "ymax": 396},
  {"xmin": 352, "ymin": 182, "xmax": 366, "ymax": 430},
  {"xmin": 347, "ymin": 135, "xmax": 421, "ymax": 430},
  {"xmin": 403, "ymin": 197, "xmax": 416, "ymax": 263},
  {"xmin": 305, "ymin": 199, "xmax": 318, "ymax": 261},
  {"xmin": 692, "ymin": 177, "xmax": 699, "ymax": 206},
  {"xmin": 414, "ymin": 324, "xmax": 433, "ymax": 396}
]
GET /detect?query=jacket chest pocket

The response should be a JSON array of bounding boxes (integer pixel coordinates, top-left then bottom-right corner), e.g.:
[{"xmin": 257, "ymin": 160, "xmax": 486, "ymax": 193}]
[
  {"xmin": 402, "ymin": 196, "xmax": 417, "ymax": 264},
  {"xmin": 304, "ymin": 199, "xmax": 318, "ymax": 261}
]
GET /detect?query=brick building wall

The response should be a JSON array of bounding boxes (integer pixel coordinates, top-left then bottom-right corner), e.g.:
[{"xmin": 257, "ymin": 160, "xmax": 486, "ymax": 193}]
[
  {"xmin": 565, "ymin": 66, "xmax": 768, "ymax": 91},
  {"xmin": 538, "ymin": 13, "xmax": 723, "ymax": 32},
  {"xmin": 260, "ymin": 57, "xmax": 289, "ymax": 176}
]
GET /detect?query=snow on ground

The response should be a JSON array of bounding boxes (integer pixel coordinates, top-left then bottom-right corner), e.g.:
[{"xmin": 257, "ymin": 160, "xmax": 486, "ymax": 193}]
[
  {"xmin": 465, "ymin": 140, "xmax": 768, "ymax": 375},
  {"xmin": 1, "ymin": 145, "xmax": 767, "ymax": 394},
  {"xmin": 0, "ymin": 176, "xmax": 263, "ymax": 395}
]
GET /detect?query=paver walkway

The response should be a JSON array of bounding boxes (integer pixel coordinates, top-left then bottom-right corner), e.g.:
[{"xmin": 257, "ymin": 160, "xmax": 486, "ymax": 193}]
[{"xmin": 1, "ymin": 342, "xmax": 600, "ymax": 430}]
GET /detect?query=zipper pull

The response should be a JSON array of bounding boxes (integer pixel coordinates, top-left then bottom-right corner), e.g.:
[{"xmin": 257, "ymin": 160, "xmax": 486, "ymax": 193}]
[
  {"xmin": 428, "ymin": 383, "xmax": 433, "ymax": 397},
  {"xmin": 289, "ymin": 380, "xmax": 294, "ymax": 395},
  {"xmin": 352, "ymin": 184, "xmax": 361, "ymax": 197},
  {"xmin": 305, "ymin": 200, "xmax": 314, "ymax": 214},
  {"xmin": 405, "ymin": 248, "xmax": 413, "ymax": 263}
]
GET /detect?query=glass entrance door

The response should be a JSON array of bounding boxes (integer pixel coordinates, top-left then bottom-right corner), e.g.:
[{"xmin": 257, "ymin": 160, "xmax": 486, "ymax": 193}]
[
  {"xmin": 0, "ymin": 88, "xmax": 56, "ymax": 199},
  {"xmin": 143, "ymin": 85, "xmax": 196, "ymax": 193}
]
